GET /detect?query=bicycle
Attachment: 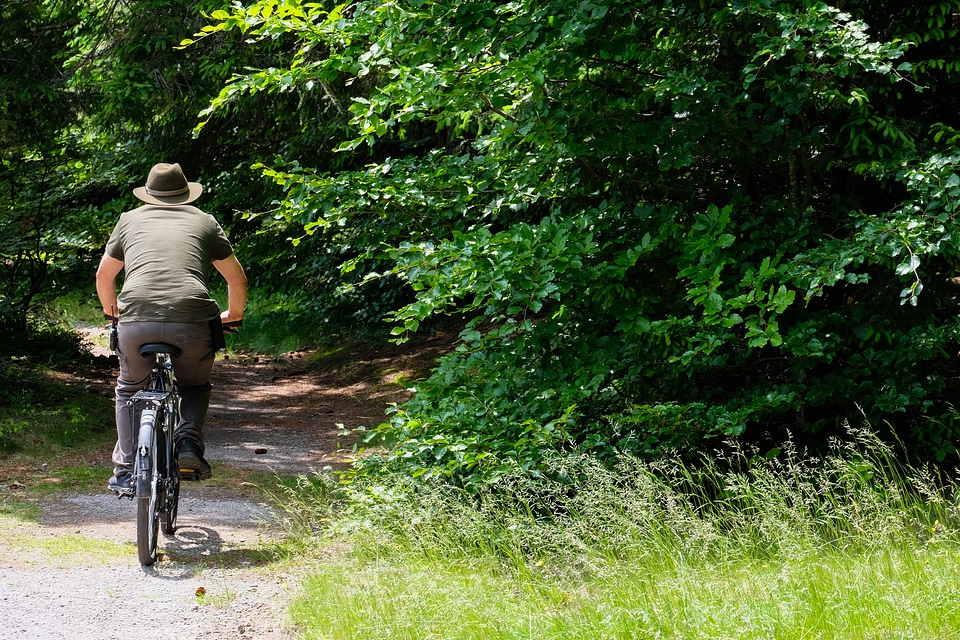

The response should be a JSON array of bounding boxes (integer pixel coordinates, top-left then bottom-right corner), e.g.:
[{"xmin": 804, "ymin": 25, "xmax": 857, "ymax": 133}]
[
  {"xmin": 129, "ymin": 342, "xmax": 182, "ymax": 566},
  {"xmin": 110, "ymin": 317, "xmax": 240, "ymax": 566}
]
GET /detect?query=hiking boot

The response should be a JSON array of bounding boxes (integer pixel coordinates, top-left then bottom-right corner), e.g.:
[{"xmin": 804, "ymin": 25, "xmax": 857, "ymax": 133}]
[
  {"xmin": 108, "ymin": 471, "xmax": 135, "ymax": 496},
  {"xmin": 177, "ymin": 439, "xmax": 212, "ymax": 481}
]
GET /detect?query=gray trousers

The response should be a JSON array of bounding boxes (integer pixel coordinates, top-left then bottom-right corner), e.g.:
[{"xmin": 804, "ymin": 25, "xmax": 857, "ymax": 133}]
[{"xmin": 112, "ymin": 321, "xmax": 216, "ymax": 474}]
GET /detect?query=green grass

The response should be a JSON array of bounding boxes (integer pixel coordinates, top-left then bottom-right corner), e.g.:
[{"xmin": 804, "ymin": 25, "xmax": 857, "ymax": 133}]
[
  {"xmin": 289, "ymin": 546, "xmax": 960, "ymax": 639},
  {"xmin": 0, "ymin": 394, "xmax": 115, "ymax": 457},
  {"xmin": 0, "ymin": 321, "xmax": 119, "ymax": 517},
  {"xmin": 276, "ymin": 429, "xmax": 960, "ymax": 639},
  {"xmin": 0, "ymin": 511, "xmax": 134, "ymax": 566},
  {"xmin": 44, "ymin": 291, "xmax": 105, "ymax": 327},
  {"xmin": 0, "ymin": 364, "xmax": 116, "ymax": 514},
  {"xmin": 211, "ymin": 290, "xmax": 335, "ymax": 355},
  {"xmin": 0, "ymin": 363, "xmax": 114, "ymax": 448}
]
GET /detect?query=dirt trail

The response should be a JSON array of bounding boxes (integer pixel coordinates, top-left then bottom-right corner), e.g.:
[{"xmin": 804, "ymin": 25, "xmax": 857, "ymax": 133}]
[{"xmin": 0, "ymin": 330, "xmax": 451, "ymax": 639}]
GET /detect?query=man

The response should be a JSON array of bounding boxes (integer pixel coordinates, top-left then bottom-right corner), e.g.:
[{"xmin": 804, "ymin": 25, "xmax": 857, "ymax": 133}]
[{"xmin": 96, "ymin": 162, "xmax": 247, "ymax": 494}]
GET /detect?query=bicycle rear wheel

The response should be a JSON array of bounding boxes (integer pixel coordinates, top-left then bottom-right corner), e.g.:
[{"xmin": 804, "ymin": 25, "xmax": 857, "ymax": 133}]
[{"xmin": 136, "ymin": 408, "xmax": 162, "ymax": 566}]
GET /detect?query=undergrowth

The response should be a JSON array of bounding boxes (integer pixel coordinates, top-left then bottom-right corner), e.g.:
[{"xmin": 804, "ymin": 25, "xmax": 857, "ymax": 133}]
[
  {"xmin": 0, "ymin": 321, "xmax": 112, "ymax": 454},
  {"xmin": 209, "ymin": 289, "xmax": 391, "ymax": 356}
]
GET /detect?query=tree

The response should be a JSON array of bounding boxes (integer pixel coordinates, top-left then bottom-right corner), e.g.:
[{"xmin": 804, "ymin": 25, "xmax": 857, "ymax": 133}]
[
  {"xmin": 0, "ymin": 0, "xmax": 97, "ymax": 334},
  {"xmin": 187, "ymin": 0, "xmax": 960, "ymax": 482},
  {"xmin": 65, "ymin": 0, "xmax": 385, "ymax": 313}
]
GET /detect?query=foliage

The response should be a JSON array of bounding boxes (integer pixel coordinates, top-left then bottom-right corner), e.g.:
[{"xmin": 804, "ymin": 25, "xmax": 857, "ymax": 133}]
[
  {"xmin": 6, "ymin": 0, "xmax": 960, "ymax": 487},
  {"xmin": 190, "ymin": 0, "xmax": 960, "ymax": 484},
  {"xmin": 0, "ymin": 322, "xmax": 109, "ymax": 451},
  {"xmin": 0, "ymin": 0, "xmax": 337, "ymax": 335},
  {"xmin": 0, "ymin": 1, "xmax": 102, "ymax": 332}
]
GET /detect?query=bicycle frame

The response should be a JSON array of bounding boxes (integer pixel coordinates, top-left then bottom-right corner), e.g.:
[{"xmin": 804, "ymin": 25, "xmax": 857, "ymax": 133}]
[
  {"xmin": 132, "ymin": 390, "xmax": 176, "ymax": 496},
  {"xmin": 131, "ymin": 351, "xmax": 178, "ymax": 489},
  {"xmin": 130, "ymin": 348, "xmax": 181, "ymax": 565}
]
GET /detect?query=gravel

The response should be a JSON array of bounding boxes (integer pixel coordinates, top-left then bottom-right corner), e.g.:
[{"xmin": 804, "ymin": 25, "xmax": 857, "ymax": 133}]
[
  {"xmin": 0, "ymin": 470, "xmax": 299, "ymax": 639},
  {"xmin": 0, "ymin": 350, "xmax": 339, "ymax": 640}
]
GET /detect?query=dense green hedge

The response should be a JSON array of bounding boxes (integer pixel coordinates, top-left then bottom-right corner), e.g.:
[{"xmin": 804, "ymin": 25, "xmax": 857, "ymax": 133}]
[{"xmin": 194, "ymin": 0, "xmax": 960, "ymax": 485}]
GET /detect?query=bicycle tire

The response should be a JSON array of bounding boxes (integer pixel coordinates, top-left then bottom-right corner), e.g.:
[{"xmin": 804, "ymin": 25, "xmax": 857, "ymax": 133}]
[
  {"xmin": 162, "ymin": 476, "xmax": 179, "ymax": 535},
  {"xmin": 161, "ymin": 401, "xmax": 179, "ymax": 535},
  {"xmin": 136, "ymin": 407, "xmax": 161, "ymax": 566}
]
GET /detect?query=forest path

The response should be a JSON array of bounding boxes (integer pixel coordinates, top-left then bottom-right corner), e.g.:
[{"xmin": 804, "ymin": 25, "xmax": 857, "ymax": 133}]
[{"xmin": 0, "ymin": 329, "xmax": 452, "ymax": 639}]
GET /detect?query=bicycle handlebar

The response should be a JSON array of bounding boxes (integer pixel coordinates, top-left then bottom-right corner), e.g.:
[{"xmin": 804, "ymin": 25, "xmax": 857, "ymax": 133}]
[{"xmin": 222, "ymin": 320, "xmax": 243, "ymax": 334}]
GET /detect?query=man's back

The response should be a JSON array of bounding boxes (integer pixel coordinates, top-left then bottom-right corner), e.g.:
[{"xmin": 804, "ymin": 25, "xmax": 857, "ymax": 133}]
[{"xmin": 106, "ymin": 204, "xmax": 233, "ymax": 322}]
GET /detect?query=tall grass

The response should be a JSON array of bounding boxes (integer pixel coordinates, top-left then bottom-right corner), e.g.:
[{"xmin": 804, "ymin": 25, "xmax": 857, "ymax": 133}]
[{"xmin": 277, "ymin": 428, "xmax": 960, "ymax": 639}]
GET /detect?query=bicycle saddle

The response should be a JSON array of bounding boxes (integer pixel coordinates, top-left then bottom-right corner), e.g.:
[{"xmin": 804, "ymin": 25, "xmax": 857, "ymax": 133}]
[{"xmin": 139, "ymin": 342, "xmax": 182, "ymax": 358}]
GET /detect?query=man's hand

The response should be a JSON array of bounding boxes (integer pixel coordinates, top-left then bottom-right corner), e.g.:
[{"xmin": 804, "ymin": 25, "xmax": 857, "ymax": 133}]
[{"xmin": 222, "ymin": 320, "xmax": 243, "ymax": 334}]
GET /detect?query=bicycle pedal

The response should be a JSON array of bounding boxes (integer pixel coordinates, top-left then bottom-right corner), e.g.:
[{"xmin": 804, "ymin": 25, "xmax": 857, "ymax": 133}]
[
  {"xmin": 114, "ymin": 488, "xmax": 135, "ymax": 499},
  {"xmin": 180, "ymin": 469, "xmax": 202, "ymax": 481}
]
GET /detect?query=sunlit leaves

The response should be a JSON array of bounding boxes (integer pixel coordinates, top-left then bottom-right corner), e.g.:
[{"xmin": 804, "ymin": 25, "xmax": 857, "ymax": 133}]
[
  {"xmin": 198, "ymin": 0, "xmax": 960, "ymax": 484},
  {"xmin": 387, "ymin": 213, "xmax": 595, "ymax": 341}
]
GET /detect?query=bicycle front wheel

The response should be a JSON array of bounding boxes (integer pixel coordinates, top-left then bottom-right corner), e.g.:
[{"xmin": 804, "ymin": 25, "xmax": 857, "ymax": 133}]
[
  {"xmin": 136, "ymin": 408, "xmax": 161, "ymax": 566},
  {"xmin": 160, "ymin": 408, "xmax": 179, "ymax": 535},
  {"xmin": 161, "ymin": 476, "xmax": 179, "ymax": 535}
]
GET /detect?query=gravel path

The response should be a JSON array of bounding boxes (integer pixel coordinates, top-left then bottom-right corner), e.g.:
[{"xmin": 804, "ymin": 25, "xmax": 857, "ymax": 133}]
[
  {"xmin": 1, "ymin": 490, "xmax": 293, "ymax": 640},
  {"xmin": 0, "ymin": 328, "xmax": 449, "ymax": 639},
  {"xmin": 0, "ymin": 351, "xmax": 355, "ymax": 639}
]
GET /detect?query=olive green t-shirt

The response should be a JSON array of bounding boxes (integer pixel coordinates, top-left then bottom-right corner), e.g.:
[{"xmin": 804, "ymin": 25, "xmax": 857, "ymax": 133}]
[{"xmin": 105, "ymin": 204, "xmax": 234, "ymax": 322}]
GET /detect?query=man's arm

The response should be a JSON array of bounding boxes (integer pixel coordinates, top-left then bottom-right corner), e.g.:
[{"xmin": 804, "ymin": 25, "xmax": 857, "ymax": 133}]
[
  {"xmin": 96, "ymin": 254, "xmax": 125, "ymax": 318},
  {"xmin": 213, "ymin": 253, "xmax": 247, "ymax": 324}
]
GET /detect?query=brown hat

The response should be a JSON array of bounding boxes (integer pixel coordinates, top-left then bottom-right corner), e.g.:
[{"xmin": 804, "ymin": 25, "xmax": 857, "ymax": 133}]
[{"xmin": 133, "ymin": 163, "xmax": 203, "ymax": 205}]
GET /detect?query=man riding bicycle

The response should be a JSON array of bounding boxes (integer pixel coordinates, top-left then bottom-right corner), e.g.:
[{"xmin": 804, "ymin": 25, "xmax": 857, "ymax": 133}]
[{"xmin": 96, "ymin": 162, "xmax": 247, "ymax": 494}]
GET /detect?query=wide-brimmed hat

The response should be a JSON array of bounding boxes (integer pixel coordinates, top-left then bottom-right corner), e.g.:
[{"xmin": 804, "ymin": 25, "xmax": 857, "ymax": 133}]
[{"xmin": 132, "ymin": 163, "xmax": 203, "ymax": 205}]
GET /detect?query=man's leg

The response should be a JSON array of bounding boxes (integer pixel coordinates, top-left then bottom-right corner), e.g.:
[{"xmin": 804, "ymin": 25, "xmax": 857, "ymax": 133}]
[
  {"xmin": 110, "ymin": 321, "xmax": 164, "ymax": 489},
  {"xmin": 164, "ymin": 322, "xmax": 216, "ymax": 479},
  {"xmin": 176, "ymin": 382, "xmax": 212, "ymax": 451}
]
